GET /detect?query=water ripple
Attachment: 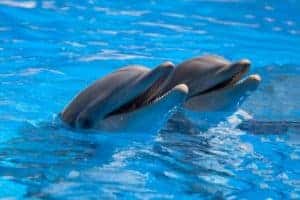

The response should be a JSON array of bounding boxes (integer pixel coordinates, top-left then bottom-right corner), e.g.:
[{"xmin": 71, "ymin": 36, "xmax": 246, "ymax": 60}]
[
  {"xmin": 0, "ymin": 0, "xmax": 300, "ymax": 198},
  {"xmin": 0, "ymin": 0, "xmax": 36, "ymax": 9},
  {"xmin": 94, "ymin": 7, "xmax": 149, "ymax": 17},
  {"xmin": 136, "ymin": 21, "xmax": 207, "ymax": 34},
  {"xmin": 192, "ymin": 15, "xmax": 260, "ymax": 28},
  {"xmin": 0, "ymin": 68, "xmax": 64, "ymax": 78},
  {"xmin": 79, "ymin": 50, "xmax": 151, "ymax": 62}
]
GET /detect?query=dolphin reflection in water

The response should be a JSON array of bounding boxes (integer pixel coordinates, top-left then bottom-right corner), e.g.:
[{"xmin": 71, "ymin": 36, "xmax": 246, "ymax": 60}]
[
  {"xmin": 237, "ymin": 120, "xmax": 300, "ymax": 134},
  {"xmin": 61, "ymin": 55, "xmax": 262, "ymax": 132}
]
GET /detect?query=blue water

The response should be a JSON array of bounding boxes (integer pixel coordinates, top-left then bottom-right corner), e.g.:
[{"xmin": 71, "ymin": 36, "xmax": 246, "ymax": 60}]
[{"xmin": 0, "ymin": 0, "xmax": 300, "ymax": 199}]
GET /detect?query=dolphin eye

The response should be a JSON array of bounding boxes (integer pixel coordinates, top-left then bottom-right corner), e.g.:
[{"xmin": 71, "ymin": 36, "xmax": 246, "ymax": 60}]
[
  {"xmin": 83, "ymin": 118, "xmax": 92, "ymax": 128},
  {"xmin": 77, "ymin": 117, "xmax": 92, "ymax": 129}
]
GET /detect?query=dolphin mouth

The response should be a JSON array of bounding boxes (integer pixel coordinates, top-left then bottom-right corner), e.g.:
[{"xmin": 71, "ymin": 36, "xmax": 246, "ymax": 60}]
[
  {"xmin": 195, "ymin": 61, "xmax": 251, "ymax": 96},
  {"xmin": 104, "ymin": 75, "xmax": 170, "ymax": 118}
]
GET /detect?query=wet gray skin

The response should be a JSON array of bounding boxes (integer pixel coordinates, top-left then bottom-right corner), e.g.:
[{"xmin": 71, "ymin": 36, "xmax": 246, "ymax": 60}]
[
  {"xmin": 61, "ymin": 55, "xmax": 261, "ymax": 130},
  {"xmin": 160, "ymin": 55, "xmax": 261, "ymax": 111},
  {"xmin": 61, "ymin": 62, "xmax": 188, "ymax": 130}
]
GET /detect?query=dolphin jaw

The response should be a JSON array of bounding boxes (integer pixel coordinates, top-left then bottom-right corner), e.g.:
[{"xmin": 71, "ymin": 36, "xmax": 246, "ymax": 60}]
[
  {"xmin": 103, "ymin": 64, "xmax": 176, "ymax": 119},
  {"xmin": 247, "ymin": 74, "xmax": 261, "ymax": 82},
  {"xmin": 189, "ymin": 59, "xmax": 253, "ymax": 97},
  {"xmin": 150, "ymin": 84, "xmax": 189, "ymax": 105},
  {"xmin": 104, "ymin": 81, "xmax": 186, "ymax": 119}
]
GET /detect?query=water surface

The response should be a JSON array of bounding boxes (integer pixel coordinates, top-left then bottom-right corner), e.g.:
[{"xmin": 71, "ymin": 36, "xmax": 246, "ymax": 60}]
[{"xmin": 0, "ymin": 0, "xmax": 299, "ymax": 199}]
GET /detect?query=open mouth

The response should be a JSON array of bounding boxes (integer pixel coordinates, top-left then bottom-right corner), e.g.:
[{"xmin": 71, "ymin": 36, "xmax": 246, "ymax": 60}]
[
  {"xmin": 105, "ymin": 75, "xmax": 170, "ymax": 118},
  {"xmin": 194, "ymin": 63, "xmax": 250, "ymax": 96},
  {"xmin": 104, "ymin": 61, "xmax": 252, "ymax": 117}
]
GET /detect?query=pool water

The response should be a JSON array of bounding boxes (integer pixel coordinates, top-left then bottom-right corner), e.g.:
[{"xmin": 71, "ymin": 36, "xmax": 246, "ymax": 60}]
[{"xmin": 0, "ymin": 0, "xmax": 300, "ymax": 199}]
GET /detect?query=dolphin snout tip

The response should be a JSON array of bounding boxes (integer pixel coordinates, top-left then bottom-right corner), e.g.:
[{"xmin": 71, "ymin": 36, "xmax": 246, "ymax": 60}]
[
  {"xmin": 153, "ymin": 61, "xmax": 175, "ymax": 78},
  {"xmin": 243, "ymin": 74, "xmax": 261, "ymax": 91},
  {"xmin": 174, "ymin": 84, "xmax": 189, "ymax": 94},
  {"xmin": 157, "ymin": 61, "xmax": 175, "ymax": 75},
  {"xmin": 249, "ymin": 74, "xmax": 261, "ymax": 82},
  {"xmin": 238, "ymin": 59, "xmax": 251, "ymax": 67},
  {"xmin": 228, "ymin": 59, "xmax": 251, "ymax": 72},
  {"xmin": 160, "ymin": 61, "xmax": 175, "ymax": 68}
]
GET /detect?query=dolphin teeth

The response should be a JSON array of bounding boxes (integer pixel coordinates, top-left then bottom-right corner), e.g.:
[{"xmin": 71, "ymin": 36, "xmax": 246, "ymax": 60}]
[
  {"xmin": 147, "ymin": 88, "xmax": 171, "ymax": 105},
  {"xmin": 146, "ymin": 84, "xmax": 189, "ymax": 106},
  {"xmin": 191, "ymin": 61, "xmax": 250, "ymax": 97},
  {"xmin": 104, "ymin": 69, "xmax": 171, "ymax": 117},
  {"xmin": 226, "ymin": 62, "xmax": 250, "ymax": 87}
]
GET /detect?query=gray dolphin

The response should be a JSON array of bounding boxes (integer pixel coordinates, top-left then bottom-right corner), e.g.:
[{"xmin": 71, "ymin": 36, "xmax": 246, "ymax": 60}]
[
  {"xmin": 61, "ymin": 55, "xmax": 261, "ymax": 131},
  {"xmin": 61, "ymin": 62, "xmax": 188, "ymax": 131},
  {"xmin": 160, "ymin": 55, "xmax": 261, "ymax": 111}
]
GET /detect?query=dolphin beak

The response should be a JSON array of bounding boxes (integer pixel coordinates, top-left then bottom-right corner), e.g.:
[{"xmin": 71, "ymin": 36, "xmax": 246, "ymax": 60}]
[
  {"xmin": 244, "ymin": 74, "xmax": 261, "ymax": 90},
  {"xmin": 230, "ymin": 59, "xmax": 251, "ymax": 71},
  {"xmin": 248, "ymin": 74, "xmax": 261, "ymax": 82},
  {"xmin": 224, "ymin": 59, "xmax": 251, "ymax": 82},
  {"xmin": 238, "ymin": 59, "xmax": 251, "ymax": 67}
]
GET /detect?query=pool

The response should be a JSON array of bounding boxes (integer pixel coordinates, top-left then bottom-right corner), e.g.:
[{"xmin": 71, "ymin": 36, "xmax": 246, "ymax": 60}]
[{"xmin": 0, "ymin": 0, "xmax": 299, "ymax": 199}]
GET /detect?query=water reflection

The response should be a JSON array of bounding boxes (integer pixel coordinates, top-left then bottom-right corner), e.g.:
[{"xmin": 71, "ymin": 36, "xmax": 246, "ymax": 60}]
[
  {"xmin": 0, "ymin": 121, "xmax": 116, "ymax": 197},
  {"xmin": 0, "ymin": 0, "xmax": 36, "ymax": 9},
  {"xmin": 0, "ymin": 63, "xmax": 300, "ymax": 198},
  {"xmin": 0, "ymin": 0, "xmax": 300, "ymax": 198}
]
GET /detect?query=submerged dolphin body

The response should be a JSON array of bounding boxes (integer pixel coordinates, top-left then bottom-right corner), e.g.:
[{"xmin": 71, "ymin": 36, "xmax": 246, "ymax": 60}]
[
  {"xmin": 237, "ymin": 64, "xmax": 300, "ymax": 134},
  {"xmin": 237, "ymin": 120, "xmax": 300, "ymax": 134},
  {"xmin": 61, "ymin": 55, "xmax": 261, "ymax": 131},
  {"xmin": 61, "ymin": 62, "xmax": 188, "ymax": 132}
]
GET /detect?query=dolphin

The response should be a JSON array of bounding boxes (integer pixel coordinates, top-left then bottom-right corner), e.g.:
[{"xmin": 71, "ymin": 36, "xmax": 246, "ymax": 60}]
[
  {"xmin": 61, "ymin": 62, "xmax": 188, "ymax": 132},
  {"xmin": 61, "ymin": 55, "xmax": 261, "ymax": 132},
  {"xmin": 160, "ymin": 55, "xmax": 261, "ymax": 112}
]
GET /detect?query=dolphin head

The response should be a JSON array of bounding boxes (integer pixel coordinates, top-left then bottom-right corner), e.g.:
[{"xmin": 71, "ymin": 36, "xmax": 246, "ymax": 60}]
[
  {"xmin": 61, "ymin": 62, "xmax": 188, "ymax": 130},
  {"xmin": 165, "ymin": 55, "xmax": 261, "ymax": 111}
]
